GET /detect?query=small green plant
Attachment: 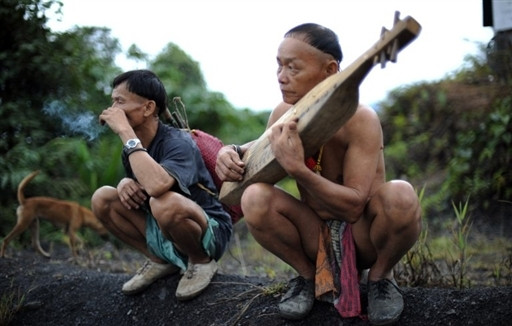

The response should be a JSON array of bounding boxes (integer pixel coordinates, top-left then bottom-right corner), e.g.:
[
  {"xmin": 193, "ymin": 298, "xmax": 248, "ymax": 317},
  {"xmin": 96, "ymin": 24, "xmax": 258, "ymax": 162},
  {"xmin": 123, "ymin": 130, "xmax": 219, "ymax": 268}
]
[
  {"xmin": 0, "ymin": 280, "xmax": 26, "ymax": 325},
  {"xmin": 261, "ymin": 281, "xmax": 287, "ymax": 296},
  {"xmin": 492, "ymin": 247, "xmax": 512, "ymax": 286},
  {"xmin": 448, "ymin": 197, "xmax": 473, "ymax": 289},
  {"xmin": 397, "ymin": 185, "xmax": 443, "ymax": 286},
  {"xmin": 399, "ymin": 221, "xmax": 444, "ymax": 286}
]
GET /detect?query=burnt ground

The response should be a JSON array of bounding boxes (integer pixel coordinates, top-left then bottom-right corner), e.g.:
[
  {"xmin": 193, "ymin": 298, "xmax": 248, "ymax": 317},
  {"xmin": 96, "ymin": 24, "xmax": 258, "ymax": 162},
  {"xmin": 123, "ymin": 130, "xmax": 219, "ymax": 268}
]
[
  {"xmin": 1, "ymin": 224, "xmax": 511, "ymax": 326},
  {"xmin": 1, "ymin": 246, "xmax": 511, "ymax": 325}
]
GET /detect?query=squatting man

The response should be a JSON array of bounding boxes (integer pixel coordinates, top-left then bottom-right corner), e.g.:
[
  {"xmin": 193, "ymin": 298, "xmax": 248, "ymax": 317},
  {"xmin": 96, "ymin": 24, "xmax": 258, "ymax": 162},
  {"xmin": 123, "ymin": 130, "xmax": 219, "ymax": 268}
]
[
  {"xmin": 91, "ymin": 69, "xmax": 232, "ymax": 300},
  {"xmin": 215, "ymin": 23, "xmax": 421, "ymax": 324}
]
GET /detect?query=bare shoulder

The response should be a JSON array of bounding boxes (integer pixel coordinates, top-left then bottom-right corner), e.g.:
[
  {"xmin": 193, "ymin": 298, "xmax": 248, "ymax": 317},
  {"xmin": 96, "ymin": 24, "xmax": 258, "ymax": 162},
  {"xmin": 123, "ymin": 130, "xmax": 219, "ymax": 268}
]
[
  {"xmin": 267, "ymin": 102, "xmax": 293, "ymax": 128},
  {"xmin": 355, "ymin": 103, "xmax": 379, "ymax": 120},
  {"xmin": 346, "ymin": 104, "xmax": 381, "ymax": 129},
  {"xmin": 336, "ymin": 103, "xmax": 382, "ymax": 143}
]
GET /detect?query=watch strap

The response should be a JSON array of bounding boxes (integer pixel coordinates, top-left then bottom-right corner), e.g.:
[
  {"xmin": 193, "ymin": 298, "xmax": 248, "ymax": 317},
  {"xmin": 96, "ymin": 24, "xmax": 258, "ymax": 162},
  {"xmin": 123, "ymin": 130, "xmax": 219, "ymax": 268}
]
[{"xmin": 125, "ymin": 147, "xmax": 147, "ymax": 157}]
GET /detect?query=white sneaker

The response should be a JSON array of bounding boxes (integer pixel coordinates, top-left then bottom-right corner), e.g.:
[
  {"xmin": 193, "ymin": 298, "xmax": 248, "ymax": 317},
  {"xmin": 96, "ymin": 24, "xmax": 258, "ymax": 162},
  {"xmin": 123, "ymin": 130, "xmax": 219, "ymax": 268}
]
[
  {"xmin": 122, "ymin": 260, "xmax": 180, "ymax": 295},
  {"xmin": 176, "ymin": 260, "xmax": 218, "ymax": 301}
]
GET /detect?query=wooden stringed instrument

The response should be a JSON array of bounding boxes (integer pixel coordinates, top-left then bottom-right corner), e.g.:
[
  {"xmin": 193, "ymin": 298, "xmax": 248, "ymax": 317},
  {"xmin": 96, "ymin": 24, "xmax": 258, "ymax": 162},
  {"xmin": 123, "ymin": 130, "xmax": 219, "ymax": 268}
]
[{"xmin": 220, "ymin": 11, "xmax": 421, "ymax": 205}]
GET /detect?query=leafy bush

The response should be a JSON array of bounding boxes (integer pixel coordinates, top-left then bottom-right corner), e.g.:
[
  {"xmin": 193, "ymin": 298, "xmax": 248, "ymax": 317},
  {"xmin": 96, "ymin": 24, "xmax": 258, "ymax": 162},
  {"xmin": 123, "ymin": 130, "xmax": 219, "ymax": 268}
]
[
  {"xmin": 447, "ymin": 96, "xmax": 511, "ymax": 208},
  {"xmin": 379, "ymin": 52, "xmax": 511, "ymax": 218}
]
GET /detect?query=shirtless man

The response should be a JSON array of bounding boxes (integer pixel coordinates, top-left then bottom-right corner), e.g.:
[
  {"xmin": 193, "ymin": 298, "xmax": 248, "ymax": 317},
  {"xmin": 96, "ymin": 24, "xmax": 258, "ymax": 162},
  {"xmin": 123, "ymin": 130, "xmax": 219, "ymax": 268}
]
[{"xmin": 215, "ymin": 23, "xmax": 421, "ymax": 324}]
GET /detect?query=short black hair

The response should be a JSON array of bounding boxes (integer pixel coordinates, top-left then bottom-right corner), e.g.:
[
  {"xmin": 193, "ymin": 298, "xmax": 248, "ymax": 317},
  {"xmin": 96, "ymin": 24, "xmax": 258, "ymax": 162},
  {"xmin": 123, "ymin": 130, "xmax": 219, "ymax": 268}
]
[
  {"xmin": 112, "ymin": 70, "xmax": 168, "ymax": 115},
  {"xmin": 285, "ymin": 23, "xmax": 343, "ymax": 64}
]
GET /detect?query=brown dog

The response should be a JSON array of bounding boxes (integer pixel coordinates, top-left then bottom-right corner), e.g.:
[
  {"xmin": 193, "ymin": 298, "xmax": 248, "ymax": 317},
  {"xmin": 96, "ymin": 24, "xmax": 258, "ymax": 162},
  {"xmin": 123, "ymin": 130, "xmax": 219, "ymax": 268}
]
[{"xmin": 1, "ymin": 170, "xmax": 108, "ymax": 258}]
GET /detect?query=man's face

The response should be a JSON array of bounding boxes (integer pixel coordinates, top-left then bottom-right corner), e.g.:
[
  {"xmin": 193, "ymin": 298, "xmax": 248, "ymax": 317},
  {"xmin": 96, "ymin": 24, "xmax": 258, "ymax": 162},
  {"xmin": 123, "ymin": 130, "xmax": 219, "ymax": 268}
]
[
  {"xmin": 111, "ymin": 82, "xmax": 149, "ymax": 127},
  {"xmin": 276, "ymin": 37, "xmax": 335, "ymax": 105}
]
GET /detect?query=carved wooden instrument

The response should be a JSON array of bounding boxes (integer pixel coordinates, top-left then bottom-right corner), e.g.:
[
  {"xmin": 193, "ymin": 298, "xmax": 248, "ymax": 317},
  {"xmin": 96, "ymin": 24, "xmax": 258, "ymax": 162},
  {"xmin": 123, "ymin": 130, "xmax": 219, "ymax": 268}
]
[{"xmin": 220, "ymin": 11, "xmax": 421, "ymax": 205}]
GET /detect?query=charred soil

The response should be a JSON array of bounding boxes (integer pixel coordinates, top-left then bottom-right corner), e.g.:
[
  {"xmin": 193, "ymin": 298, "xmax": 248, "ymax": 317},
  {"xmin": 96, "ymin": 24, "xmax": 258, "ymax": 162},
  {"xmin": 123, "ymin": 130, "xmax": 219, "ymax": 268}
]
[{"xmin": 1, "ymin": 239, "xmax": 511, "ymax": 326}]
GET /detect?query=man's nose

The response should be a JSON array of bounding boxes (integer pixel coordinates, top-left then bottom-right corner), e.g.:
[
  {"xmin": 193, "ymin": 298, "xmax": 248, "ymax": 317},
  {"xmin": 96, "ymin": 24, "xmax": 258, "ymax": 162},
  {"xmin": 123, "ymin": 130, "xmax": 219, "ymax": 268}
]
[{"xmin": 277, "ymin": 70, "xmax": 288, "ymax": 84}]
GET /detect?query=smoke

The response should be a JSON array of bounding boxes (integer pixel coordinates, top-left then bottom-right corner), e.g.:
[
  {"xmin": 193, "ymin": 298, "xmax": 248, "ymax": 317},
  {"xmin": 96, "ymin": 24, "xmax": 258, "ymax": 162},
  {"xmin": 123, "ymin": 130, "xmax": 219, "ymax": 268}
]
[{"xmin": 43, "ymin": 100, "xmax": 106, "ymax": 142}]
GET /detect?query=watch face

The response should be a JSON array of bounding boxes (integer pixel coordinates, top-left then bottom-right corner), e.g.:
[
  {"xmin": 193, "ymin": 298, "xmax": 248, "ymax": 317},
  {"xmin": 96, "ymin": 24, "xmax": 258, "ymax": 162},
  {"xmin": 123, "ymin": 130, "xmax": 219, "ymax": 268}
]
[{"xmin": 126, "ymin": 139, "xmax": 140, "ymax": 149}]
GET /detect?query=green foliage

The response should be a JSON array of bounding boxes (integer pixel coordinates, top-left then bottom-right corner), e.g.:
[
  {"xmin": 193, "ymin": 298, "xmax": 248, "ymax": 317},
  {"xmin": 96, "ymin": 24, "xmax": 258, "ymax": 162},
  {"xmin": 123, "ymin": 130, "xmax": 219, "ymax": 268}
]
[
  {"xmin": 492, "ymin": 247, "xmax": 512, "ymax": 286},
  {"xmin": 1, "ymin": 0, "xmax": 63, "ymax": 153},
  {"xmin": 48, "ymin": 26, "xmax": 121, "ymax": 113},
  {"xmin": 0, "ymin": 0, "xmax": 119, "ymax": 159},
  {"xmin": 151, "ymin": 43, "xmax": 207, "ymax": 95},
  {"xmin": 1, "ymin": 1, "xmax": 119, "ymax": 152},
  {"xmin": 397, "ymin": 192, "xmax": 512, "ymax": 288},
  {"xmin": 150, "ymin": 42, "xmax": 268, "ymax": 145},
  {"xmin": 398, "ymin": 186, "xmax": 443, "ymax": 286},
  {"xmin": 126, "ymin": 44, "xmax": 148, "ymax": 63},
  {"xmin": 449, "ymin": 198, "xmax": 473, "ymax": 289},
  {"xmin": 380, "ymin": 46, "xmax": 512, "ymax": 217},
  {"xmin": 0, "ymin": 0, "xmax": 123, "ymax": 236},
  {"xmin": 447, "ymin": 96, "xmax": 511, "ymax": 208}
]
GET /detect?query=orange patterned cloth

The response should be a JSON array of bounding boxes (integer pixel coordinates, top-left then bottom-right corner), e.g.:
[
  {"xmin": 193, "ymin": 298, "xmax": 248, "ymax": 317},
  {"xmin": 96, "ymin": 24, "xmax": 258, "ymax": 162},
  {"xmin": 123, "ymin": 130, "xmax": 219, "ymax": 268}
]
[{"xmin": 315, "ymin": 222, "xmax": 361, "ymax": 318}]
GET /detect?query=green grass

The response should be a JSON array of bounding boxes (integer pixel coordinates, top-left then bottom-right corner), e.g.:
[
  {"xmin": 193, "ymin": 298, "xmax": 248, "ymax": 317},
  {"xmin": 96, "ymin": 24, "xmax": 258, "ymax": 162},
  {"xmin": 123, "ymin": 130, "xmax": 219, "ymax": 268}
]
[
  {"xmin": 0, "ymin": 280, "xmax": 25, "ymax": 326},
  {"xmin": 220, "ymin": 193, "xmax": 512, "ymax": 289}
]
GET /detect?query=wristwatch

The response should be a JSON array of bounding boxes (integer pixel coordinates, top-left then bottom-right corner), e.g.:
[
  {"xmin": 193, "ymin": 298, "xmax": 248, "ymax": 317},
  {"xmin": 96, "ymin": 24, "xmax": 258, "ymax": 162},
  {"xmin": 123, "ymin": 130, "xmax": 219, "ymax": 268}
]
[{"xmin": 124, "ymin": 138, "xmax": 141, "ymax": 150}]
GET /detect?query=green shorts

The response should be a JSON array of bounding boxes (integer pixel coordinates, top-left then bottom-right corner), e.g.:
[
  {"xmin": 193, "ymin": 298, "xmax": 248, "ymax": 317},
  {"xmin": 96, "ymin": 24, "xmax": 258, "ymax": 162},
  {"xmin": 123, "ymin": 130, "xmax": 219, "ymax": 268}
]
[{"xmin": 145, "ymin": 211, "xmax": 220, "ymax": 270}]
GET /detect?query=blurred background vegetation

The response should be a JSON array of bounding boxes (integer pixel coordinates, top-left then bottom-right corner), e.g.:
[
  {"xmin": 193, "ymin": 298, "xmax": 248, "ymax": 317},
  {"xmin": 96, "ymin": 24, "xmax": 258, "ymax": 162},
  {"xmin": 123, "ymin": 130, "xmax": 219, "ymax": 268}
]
[{"xmin": 1, "ymin": 0, "xmax": 510, "ymax": 274}]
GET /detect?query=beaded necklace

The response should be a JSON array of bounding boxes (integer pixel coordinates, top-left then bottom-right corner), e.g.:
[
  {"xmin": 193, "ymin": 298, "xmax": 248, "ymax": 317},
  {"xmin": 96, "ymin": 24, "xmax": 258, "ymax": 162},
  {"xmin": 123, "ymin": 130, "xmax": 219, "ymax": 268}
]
[{"xmin": 305, "ymin": 145, "xmax": 324, "ymax": 175}]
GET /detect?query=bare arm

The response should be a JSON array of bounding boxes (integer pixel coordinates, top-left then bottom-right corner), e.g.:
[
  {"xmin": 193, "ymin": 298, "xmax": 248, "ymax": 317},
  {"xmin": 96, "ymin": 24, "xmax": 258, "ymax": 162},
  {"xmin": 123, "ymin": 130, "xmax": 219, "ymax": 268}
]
[
  {"xmin": 215, "ymin": 102, "xmax": 293, "ymax": 181},
  {"xmin": 100, "ymin": 105, "xmax": 175, "ymax": 200},
  {"xmin": 123, "ymin": 148, "xmax": 175, "ymax": 198},
  {"xmin": 270, "ymin": 105, "xmax": 383, "ymax": 223}
]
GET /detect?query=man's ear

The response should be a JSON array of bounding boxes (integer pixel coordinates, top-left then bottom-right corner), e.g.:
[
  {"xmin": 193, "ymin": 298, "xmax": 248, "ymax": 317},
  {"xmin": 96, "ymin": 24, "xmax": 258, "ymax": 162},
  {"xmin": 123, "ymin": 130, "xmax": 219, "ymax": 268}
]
[
  {"xmin": 325, "ymin": 60, "xmax": 339, "ymax": 75},
  {"xmin": 144, "ymin": 100, "xmax": 157, "ymax": 117}
]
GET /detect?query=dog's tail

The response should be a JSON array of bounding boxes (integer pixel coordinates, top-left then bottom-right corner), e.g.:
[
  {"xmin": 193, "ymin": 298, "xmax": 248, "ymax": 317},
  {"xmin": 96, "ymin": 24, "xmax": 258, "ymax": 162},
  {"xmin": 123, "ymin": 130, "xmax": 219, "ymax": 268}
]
[{"xmin": 17, "ymin": 170, "xmax": 41, "ymax": 205}]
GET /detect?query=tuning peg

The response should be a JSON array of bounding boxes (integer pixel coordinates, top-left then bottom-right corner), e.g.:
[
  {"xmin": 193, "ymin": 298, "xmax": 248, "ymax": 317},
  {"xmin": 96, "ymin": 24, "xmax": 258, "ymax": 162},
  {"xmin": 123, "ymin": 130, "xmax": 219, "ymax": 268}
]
[
  {"xmin": 375, "ymin": 11, "xmax": 403, "ymax": 67},
  {"xmin": 380, "ymin": 50, "xmax": 387, "ymax": 68},
  {"xmin": 380, "ymin": 26, "xmax": 389, "ymax": 40},
  {"xmin": 393, "ymin": 11, "xmax": 401, "ymax": 25},
  {"xmin": 389, "ymin": 38, "xmax": 398, "ymax": 62}
]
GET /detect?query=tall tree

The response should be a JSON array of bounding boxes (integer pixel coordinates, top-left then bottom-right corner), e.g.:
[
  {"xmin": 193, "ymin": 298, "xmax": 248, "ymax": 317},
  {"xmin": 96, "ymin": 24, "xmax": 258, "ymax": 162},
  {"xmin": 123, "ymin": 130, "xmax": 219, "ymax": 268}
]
[
  {"xmin": 150, "ymin": 42, "xmax": 268, "ymax": 144},
  {"xmin": 0, "ymin": 0, "xmax": 122, "ymax": 230}
]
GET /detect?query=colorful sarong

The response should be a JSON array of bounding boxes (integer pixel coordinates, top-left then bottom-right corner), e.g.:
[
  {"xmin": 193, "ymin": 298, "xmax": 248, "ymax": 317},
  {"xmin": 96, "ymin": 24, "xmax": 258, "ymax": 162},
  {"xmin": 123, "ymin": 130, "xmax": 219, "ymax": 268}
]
[{"xmin": 315, "ymin": 221, "xmax": 361, "ymax": 318}]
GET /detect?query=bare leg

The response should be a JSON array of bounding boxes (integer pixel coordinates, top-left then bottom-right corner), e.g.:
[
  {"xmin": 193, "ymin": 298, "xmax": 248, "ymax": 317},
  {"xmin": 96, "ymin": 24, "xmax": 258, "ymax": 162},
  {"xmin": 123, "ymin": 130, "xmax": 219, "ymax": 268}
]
[
  {"xmin": 352, "ymin": 180, "xmax": 422, "ymax": 281},
  {"xmin": 241, "ymin": 183, "xmax": 323, "ymax": 279},
  {"xmin": 91, "ymin": 186, "xmax": 158, "ymax": 261},
  {"xmin": 149, "ymin": 192, "xmax": 210, "ymax": 264}
]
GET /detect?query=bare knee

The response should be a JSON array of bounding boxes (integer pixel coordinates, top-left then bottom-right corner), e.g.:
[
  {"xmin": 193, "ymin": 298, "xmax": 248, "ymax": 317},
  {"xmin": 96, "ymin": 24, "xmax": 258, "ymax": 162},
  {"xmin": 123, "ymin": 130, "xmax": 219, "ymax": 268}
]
[
  {"xmin": 149, "ymin": 193, "xmax": 186, "ymax": 229},
  {"xmin": 375, "ymin": 180, "xmax": 421, "ymax": 230},
  {"xmin": 241, "ymin": 183, "xmax": 273, "ymax": 228},
  {"xmin": 388, "ymin": 180, "xmax": 419, "ymax": 209},
  {"xmin": 91, "ymin": 186, "xmax": 117, "ymax": 223}
]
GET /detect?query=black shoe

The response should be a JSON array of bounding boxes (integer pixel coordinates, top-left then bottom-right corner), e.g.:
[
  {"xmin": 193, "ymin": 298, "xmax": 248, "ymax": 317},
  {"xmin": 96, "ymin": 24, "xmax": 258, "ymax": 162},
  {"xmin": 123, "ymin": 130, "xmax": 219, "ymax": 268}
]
[
  {"xmin": 278, "ymin": 276, "xmax": 315, "ymax": 320},
  {"xmin": 367, "ymin": 278, "xmax": 404, "ymax": 325}
]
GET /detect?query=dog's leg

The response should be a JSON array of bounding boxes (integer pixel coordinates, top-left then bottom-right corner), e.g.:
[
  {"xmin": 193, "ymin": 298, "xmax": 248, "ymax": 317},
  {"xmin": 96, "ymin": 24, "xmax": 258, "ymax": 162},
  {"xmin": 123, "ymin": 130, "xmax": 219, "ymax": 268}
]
[
  {"xmin": 67, "ymin": 227, "xmax": 79, "ymax": 258},
  {"xmin": 1, "ymin": 207, "xmax": 37, "ymax": 257},
  {"xmin": 0, "ymin": 223, "xmax": 26, "ymax": 257},
  {"xmin": 68, "ymin": 205, "xmax": 84, "ymax": 258},
  {"xmin": 0, "ymin": 224, "xmax": 25, "ymax": 257},
  {"xmin": 70, "ymin": 232, "xmax": 84, "ymax": 260},
  {"xmin": 30, "ymin": 219, "xmax": 51, "ymax": 258}
]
